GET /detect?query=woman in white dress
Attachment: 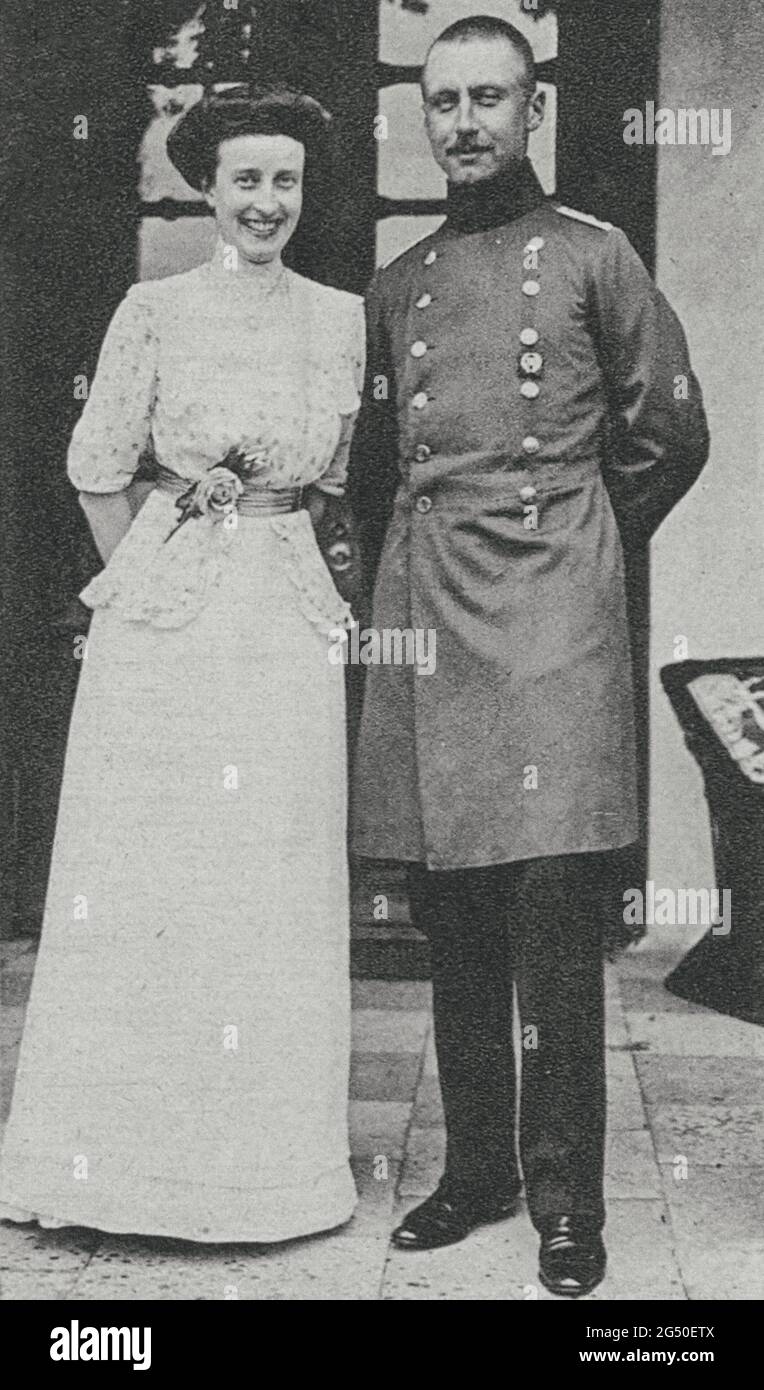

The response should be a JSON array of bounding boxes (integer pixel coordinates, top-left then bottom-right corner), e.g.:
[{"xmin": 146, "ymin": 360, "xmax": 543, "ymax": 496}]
[{"xmin": 0, "ymin": 87, "xmax": 364, "ymax": 1243}]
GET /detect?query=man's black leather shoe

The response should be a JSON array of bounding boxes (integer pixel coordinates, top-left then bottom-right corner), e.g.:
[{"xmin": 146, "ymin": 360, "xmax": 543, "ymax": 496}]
[
  {"xmin": 538, "ymin": 1216, "xmax": 606, "ymax": 1297},
  {"xmin": 392, "ymin": 1183, "xmax": 521, "ymax": 1251}
]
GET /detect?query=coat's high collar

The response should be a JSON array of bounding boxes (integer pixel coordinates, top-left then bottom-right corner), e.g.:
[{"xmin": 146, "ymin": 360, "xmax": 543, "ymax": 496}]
[{"xmin": 443, "ymin": 158, "xmax": 547, "ymax": 235}]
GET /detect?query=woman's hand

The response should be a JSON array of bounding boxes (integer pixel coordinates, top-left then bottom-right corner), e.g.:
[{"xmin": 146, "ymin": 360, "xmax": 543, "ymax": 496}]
[
  {"xmin": 78, "ymin": 491, "xmax": 134, "ymax": 565},
  {"xmin": 304, "ymin": 485, "xmax": 329, "ymax": 533}
]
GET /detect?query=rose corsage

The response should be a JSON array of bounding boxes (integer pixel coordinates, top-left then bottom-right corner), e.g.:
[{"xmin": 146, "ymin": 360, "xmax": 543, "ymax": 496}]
[{"xmin": 163, "ymin": 446, "xmax": 271, "ymax": 543}]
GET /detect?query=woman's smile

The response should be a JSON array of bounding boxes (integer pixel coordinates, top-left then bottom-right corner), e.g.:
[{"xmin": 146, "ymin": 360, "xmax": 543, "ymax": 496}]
[{"xmin": 238, "ymin": 213, "xmax": 286, "ymax": 240}]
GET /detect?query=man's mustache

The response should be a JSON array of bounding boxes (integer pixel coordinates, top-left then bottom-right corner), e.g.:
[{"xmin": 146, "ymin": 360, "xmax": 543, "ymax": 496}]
[{"xmin": 447, "ymin": 140, "xmax": 493, "ymax": 155}]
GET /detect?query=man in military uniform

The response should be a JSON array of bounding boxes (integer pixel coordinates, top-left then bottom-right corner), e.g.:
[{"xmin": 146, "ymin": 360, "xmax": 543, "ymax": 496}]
[{"xmin": 349, "ymin": 16, "xmax": 709, "ymax": 1296}]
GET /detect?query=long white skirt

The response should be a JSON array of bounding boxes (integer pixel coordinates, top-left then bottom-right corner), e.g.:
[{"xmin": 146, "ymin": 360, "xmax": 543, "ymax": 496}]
[{"xmin": 0, "ymin": 501, "xmax": 357, "ymax": 1242}]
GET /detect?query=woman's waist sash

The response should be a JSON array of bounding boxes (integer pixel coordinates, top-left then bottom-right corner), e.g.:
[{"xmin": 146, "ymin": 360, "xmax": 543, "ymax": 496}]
[{"xmin": 154, "ymin": 464, "xmax": 304, "ymax": 516}]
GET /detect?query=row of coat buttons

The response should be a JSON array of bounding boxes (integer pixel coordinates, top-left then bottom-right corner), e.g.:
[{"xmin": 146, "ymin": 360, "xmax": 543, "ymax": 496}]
[
  {"xmin": 411, "ymin": 241, "xmax": 539, "ymax": 460},
  {"xmin": 521, "ymin": 231, "xmax": 542, "ymax": 430},
  {"xmin": 412, "ymin": 253, "xmax": 433, "ymax": 503},
  {"xmin": 411, "ymin": 259, "xmax": 434, "ymax": 427},
  {"xmin": 520, "ymin": 235, "xmax": 543, "ymax": 420}
]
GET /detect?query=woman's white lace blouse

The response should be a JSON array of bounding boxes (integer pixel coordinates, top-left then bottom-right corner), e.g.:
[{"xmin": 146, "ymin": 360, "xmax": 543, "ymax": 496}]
[{"xmin": 67, "ymin": 250, "xmax": 366, "ymax": 630}]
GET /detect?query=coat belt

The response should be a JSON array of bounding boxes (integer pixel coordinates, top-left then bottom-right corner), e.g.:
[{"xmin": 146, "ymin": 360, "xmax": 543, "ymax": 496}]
[{"xmin": 399, "ymin": 455, "xmax": 602, "ymax": 508}]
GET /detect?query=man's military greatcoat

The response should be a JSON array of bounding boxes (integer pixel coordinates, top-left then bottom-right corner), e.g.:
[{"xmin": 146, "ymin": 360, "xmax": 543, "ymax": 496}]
[{"xmin": 349, "ymin": 161, "xmax": 709, "ymax": 872}]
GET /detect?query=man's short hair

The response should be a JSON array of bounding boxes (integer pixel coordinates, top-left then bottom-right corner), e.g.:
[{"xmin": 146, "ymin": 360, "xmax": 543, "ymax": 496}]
[{"xmin": 423, "ymin": 16, "xmax": 536, "ymax": 96}]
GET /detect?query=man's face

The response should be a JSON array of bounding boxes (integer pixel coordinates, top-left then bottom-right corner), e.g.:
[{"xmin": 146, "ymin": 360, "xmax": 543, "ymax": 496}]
[{"xmin": 422, "ymin": 37, "xmax": 544, "ymax": 185}]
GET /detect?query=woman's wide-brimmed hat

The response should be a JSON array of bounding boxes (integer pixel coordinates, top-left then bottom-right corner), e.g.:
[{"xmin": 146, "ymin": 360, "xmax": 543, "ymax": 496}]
[{"xmin": 167, "ymin": 84, "xmax": 333, "ymax": 193}]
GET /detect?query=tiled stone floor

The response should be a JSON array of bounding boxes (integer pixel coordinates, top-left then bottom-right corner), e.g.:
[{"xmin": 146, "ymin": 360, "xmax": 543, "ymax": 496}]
[{"xmin": 1, "ymin": 933, "xmax": 762, "ymax": 1300}]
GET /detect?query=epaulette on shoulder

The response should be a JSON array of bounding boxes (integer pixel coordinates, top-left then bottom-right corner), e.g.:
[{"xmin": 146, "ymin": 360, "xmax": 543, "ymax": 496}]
[{"xmin": 554, "ymin": 205, "xmax": 614, "ymax": 232}]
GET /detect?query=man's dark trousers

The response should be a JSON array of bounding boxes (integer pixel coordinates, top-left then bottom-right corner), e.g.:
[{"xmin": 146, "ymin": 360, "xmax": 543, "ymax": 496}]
[{"xmin": 407, "ymin": 849, "xmax": 621, "ymax": 1232}]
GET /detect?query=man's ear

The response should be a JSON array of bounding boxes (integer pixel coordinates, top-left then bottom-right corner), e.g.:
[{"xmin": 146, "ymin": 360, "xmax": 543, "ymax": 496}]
[
  {"xmin": 526, "ymin": 88, "xmax": 546, "ymax": 134},
  {"xmin": 201, "ymin": 175, "xmax": 215, "ymax": 211}
]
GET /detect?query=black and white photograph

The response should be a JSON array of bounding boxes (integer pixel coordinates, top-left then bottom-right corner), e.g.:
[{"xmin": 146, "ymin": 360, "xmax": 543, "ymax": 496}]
[{"xmin": 1, "ymin": 0, "xmax": 762, "ymax": 1335}]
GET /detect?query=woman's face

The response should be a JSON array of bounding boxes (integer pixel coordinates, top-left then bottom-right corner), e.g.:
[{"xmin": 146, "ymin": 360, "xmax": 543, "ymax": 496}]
[{"xmin": 204, "ymin": 133, "xmax": 305, "ymax": 266}]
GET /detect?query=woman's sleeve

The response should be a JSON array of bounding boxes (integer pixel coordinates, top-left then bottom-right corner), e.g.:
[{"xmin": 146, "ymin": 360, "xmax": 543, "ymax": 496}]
[
  {"xmin": 313, "ymin": 296, "xmax": 366, "ymax": 498},
  {"xmin": 68, "ymin": 285, "xmax": 158, "ymax": 494}
]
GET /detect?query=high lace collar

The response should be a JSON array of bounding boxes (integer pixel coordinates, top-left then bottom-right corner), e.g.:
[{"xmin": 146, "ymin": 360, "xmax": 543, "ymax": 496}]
[
  {"xmin": 444, "ymin": 158, "xmax": 547, "ymax": 235},
  {"xmin": 206, "ymin": 237, "xmax": 290, "ymax": 295}
]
